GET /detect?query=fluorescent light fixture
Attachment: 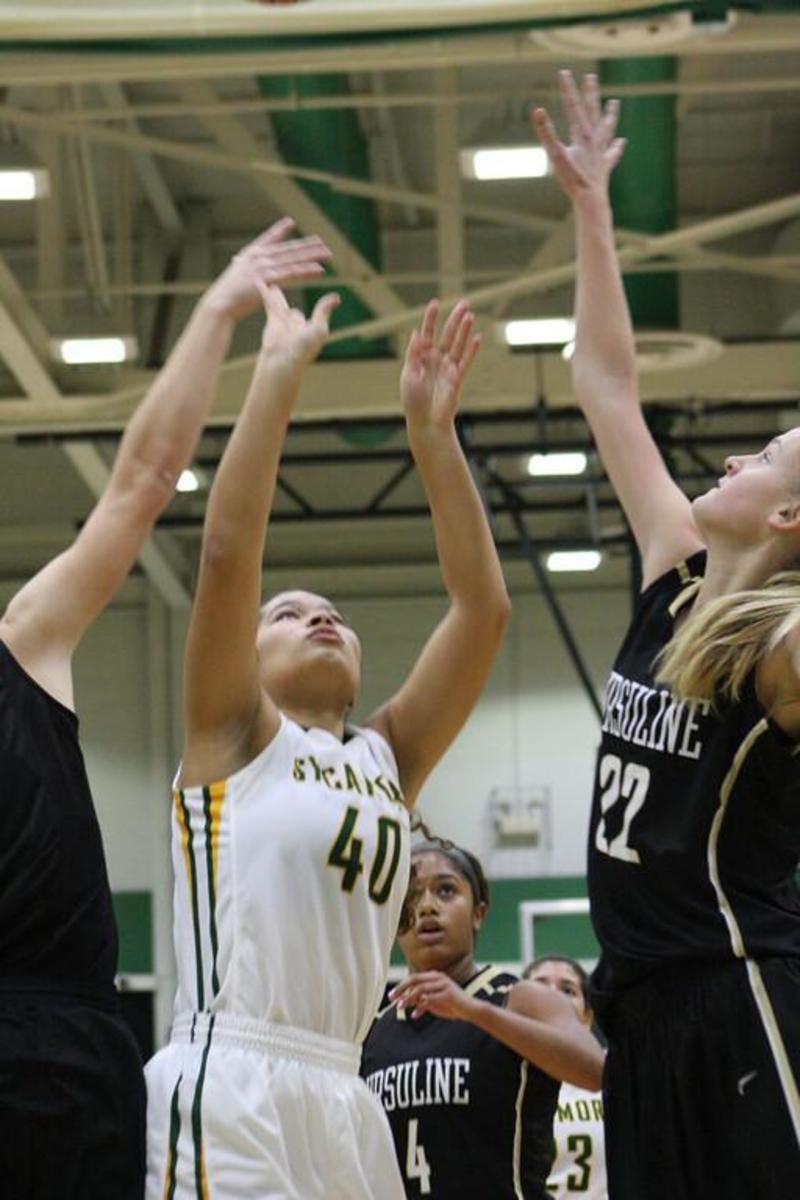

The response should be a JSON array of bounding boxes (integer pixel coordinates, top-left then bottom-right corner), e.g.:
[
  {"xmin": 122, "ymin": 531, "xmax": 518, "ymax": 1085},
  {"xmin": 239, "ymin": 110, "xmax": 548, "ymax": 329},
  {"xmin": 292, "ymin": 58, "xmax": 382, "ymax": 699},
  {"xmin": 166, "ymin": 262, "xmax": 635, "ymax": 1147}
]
[
  {"xmin": 53, "ymin": 336, "xmax": 138, "ymax": 365},
  {"xmin": 528, "ymin": 451, "xmax": 588, "ymax": 477},
  {"xmin": 176, "ymin": 469, "xmax": 201, "ymax": 494},
  {"xmin": 0, "ymin": 168, "xmax": 48, "ymax": 201},
  {"xmin": 503, "ymin": 318, "xmax": 575, "ymax": 347},
  {"xmin": 461, "ymin": 146, "xmax": 549, "ymax": 181},
  {"xmin": 0, "ymin": 147, "xmax": 49, "ymax": 201},
  {"xmin": 546, "ymin": 549, "xmax": 603, "ymax": 573}
]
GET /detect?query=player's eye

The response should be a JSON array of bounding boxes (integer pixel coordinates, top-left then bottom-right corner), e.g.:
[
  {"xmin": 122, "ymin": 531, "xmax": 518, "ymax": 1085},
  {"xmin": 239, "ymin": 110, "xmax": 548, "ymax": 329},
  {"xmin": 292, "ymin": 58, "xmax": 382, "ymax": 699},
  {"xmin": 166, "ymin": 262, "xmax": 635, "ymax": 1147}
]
[{"xmin": 272, "ymin": 609, "xmax": 298, "ymax": 622}]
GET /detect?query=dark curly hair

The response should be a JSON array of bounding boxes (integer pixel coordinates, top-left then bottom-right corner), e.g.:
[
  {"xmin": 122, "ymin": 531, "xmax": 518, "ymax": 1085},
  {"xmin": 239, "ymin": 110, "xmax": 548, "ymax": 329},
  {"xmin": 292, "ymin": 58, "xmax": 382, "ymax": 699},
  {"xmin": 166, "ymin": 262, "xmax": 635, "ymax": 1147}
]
[{"xmin": 397, "ymin": 815, "xmax": 489, "ymax": 935}]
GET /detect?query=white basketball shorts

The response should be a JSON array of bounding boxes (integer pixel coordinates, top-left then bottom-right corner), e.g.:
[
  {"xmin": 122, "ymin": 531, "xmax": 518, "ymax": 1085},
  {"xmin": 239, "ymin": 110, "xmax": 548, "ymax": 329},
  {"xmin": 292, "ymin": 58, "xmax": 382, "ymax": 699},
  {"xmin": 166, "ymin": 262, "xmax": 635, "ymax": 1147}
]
[{"xmin": 146, "ymin": 1012, "xmax": 405, "ymax": 1199}]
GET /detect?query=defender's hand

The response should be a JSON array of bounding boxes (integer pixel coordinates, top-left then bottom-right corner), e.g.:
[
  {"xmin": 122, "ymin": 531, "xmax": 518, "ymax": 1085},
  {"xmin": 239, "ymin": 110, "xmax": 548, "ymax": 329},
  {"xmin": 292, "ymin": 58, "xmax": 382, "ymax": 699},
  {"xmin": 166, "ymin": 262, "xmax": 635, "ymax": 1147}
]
[
  {"xmin": 390, "ymin": 971, "xmax": 481, "ymax": 1022},
  {"xmin": 533, "ymin": 71, "xmax": 625, "ymax": 200},
  {"xmin": 205, "ymin": 217, "xmax": 331, "ymax": 321}
]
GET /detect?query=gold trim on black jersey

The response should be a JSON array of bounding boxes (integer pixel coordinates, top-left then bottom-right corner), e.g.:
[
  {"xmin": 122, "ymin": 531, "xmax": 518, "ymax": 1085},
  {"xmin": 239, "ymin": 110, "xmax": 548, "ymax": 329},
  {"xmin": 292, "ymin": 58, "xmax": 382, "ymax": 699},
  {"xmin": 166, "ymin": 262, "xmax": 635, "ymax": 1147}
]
[
  {"xmin": 667, "ymin": 576, "xmax": 702, "ymax": 619},
  {"xmin": 707, "ymin": 719, "xmax": 800, "ymax": 1142},
  {"xmin": 512, "ymin": 1060, "xmax": 529, "ymax": 1200}
]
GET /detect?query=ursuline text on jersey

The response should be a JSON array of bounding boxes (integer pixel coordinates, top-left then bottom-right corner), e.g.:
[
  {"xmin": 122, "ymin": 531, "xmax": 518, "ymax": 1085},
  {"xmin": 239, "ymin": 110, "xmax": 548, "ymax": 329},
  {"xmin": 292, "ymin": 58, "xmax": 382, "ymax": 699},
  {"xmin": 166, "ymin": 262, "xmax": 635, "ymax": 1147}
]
[
  {"xmin": 364, "ymin": 1056, "xmax": 470, "ymax": 1112},
  {"xmin": 601, "ymin": 670, "xmax": 711, "ymax": 760}
]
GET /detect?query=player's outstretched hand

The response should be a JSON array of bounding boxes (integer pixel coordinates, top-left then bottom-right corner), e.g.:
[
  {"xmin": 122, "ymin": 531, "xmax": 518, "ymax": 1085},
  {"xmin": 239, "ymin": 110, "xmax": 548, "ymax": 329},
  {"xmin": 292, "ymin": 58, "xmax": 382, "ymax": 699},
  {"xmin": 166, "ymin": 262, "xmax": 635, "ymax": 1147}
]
[
  {"xmin": 205, "ymin": 217, "xmax": 332, "ymax": 322},
  {"xmin": 532, "ymin": 71, "xmax": 625, "ymax": 201},
  {"xmin": 258, "ymin": 284, "xmax": 341, "ymax": 378},
  {"xmin": 401, "ymin": 299, "xmax": 481, "ymax": 432},
  {"xmin": 390, "ymin": 971, "xmax": 481, "ymax": 1022}
]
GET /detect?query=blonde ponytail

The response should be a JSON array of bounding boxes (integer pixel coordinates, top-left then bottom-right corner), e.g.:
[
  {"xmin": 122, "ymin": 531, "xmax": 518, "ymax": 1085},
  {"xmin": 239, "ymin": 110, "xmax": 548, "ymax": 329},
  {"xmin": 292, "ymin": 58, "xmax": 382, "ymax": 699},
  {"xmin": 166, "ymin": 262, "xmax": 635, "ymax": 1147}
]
[{"xmin": 656, "ymin": 571, "xmax": 800, "ymax": 705}]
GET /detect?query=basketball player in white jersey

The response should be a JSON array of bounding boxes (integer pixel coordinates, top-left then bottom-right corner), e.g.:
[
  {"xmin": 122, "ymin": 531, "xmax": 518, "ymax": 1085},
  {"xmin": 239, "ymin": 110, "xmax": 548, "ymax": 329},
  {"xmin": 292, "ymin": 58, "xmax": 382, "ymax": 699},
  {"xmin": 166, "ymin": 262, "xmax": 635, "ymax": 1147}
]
[
  {"xmin": 145, "ymin": 287, "xmax": 511, "ymax": 1198},
  {"xmin": 524, "ymin": 957, "xmax": 607, "ymax": 1199}
]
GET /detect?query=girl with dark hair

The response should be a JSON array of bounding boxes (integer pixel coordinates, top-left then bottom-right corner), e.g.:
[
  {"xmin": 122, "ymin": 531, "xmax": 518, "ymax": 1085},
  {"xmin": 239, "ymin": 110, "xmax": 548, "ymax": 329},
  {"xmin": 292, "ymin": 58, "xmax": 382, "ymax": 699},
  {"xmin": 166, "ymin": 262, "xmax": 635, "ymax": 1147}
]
[
  {"xmin": 533, "ymin": 71, "xmax": 800, "ymax": 1198},
  {"xmin": 523, "ymin": 957, "xmax": 607, "ymax": 1199},
  {"xmin": 361, "ymin": 840, "xmax": 604, "ymax": 1198},
  {"xmin": 145, "ymin": 295, "xmax": 511, "ymax": 1198}
]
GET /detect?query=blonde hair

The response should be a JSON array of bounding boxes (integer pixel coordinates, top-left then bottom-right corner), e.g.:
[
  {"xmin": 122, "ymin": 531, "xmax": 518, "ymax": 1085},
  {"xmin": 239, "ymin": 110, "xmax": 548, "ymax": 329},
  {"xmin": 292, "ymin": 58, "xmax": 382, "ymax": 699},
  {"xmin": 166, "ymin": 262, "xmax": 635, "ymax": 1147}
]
[{"xmin": 656, "ymin": 571, "xmax": 800, "ymax": 705}]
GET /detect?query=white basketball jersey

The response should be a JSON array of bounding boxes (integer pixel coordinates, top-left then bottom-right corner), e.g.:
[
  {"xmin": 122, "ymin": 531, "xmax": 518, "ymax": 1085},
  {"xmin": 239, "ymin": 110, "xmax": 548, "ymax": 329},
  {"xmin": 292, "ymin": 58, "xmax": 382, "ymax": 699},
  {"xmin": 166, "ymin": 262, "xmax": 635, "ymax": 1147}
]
[
  {"xmin": 170, "ymin": 716, "xmax": 410, "ymax": 1044},
  {"xmin": 546, "ymin": 1082, "xmax": 607, "ymax": 1199}
]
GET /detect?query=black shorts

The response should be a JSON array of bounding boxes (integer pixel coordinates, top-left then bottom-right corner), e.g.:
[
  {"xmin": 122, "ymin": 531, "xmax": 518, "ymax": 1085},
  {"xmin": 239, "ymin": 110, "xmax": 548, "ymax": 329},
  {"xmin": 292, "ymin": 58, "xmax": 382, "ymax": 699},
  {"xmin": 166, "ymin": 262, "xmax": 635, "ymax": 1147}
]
[
  {"xmin": 0, "ymin": 992, "xmax": 146, "ymax": 1200},
  {"xmin": 594, "ymin": 958, "xmax": 800, "ymax": 1200}
]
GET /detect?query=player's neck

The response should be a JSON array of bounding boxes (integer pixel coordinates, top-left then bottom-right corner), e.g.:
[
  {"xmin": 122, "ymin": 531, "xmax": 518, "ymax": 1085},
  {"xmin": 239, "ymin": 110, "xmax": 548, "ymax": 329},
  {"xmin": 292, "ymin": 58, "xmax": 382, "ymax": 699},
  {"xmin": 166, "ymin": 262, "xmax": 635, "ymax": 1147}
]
[
  {"xmin": 693, "ymin": 540, "xmax": 792, "ymax": 616},
  {"xmin": 446, "ymin": 953, "xmax": 480, "ymax": 988},
  {"xmin": 281, "ymin": 703, "xmax": 347, "ymax": 740}
]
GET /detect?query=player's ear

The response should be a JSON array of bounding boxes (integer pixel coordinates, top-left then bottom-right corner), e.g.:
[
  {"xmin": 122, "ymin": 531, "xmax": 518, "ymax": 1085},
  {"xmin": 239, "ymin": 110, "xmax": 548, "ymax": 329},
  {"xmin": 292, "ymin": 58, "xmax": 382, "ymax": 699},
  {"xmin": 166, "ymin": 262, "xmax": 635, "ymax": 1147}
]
[{"xmin": 472, "ymin": 900, "xmax": 488, "ymax": 935}]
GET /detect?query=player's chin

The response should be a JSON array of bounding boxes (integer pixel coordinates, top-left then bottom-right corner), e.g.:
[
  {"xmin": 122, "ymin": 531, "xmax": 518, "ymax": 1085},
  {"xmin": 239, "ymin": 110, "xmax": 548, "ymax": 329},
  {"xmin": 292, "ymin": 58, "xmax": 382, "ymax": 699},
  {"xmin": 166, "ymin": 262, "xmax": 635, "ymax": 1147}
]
[{"xmin": 408, "ymin": 936, "xmax": 456, "ymax": 971}]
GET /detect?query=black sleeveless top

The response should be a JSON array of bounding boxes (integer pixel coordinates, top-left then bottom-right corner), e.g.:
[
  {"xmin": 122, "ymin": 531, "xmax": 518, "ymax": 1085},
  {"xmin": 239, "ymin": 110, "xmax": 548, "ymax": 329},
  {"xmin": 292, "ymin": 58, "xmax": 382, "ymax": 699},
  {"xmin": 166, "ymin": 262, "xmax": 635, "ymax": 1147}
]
[
  {"xmin": 588, "ymin": 552, "xmax": 800, "ymax": 997},
  {"xmin": 0, "ymin": 642, "xmax": 118, "ymax": 1003},
  {"xmin": 361, "ymin": 966, "xmax": 559, "ymax": 1199}
]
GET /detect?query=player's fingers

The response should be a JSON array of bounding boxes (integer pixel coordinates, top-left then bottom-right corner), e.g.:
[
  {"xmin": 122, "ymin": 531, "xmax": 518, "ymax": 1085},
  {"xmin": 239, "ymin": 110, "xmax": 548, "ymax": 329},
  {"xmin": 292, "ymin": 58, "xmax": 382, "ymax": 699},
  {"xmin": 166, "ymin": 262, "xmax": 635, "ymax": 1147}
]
[
  {"xmin": 449, "ymin": 309, "xmax": 475, "ymax": 363},
  {"xmin": 263, "ymin": 264, "xmax": 328, "ymax": 286},
  {"xmin": 311, "ymin": 292, "xmax": 341, "ymax": 329},
  {"xmin": 419, "ymin": 299, "xmax": 439, "ymax": 344},
  {"xmin": 559, "ymin": 69, "xmax": 591, "ymax": 142},
  {"xmin": 602, "ymin": 97, "xmax": 621, "ymax": 143},
  {"xmin": 439, "ymin": 299, "xmax": 469, "ymax": 355},
  {"xmin": 255, "ymin": 216, "xmax": 295, "ymax": 246},
  {"xmin": 263, "ymin": 284, "xmax": 291, "ymax": 316},
  {"xmin": 250, "ymin": 239, "xmax": 332, "ymax": 264},
  {"xmin": 582, "ymin": 73, "xmax": 602, "ymax": 126},
  {"xmin": 455, "ymin": 333, "xmax": 481, "ymax": 388},
  {"xmin": 606, "ymin": 137, "xmax": 627, "ymax": 170},
  {"xmin": 403, "ymin": 329, "xmax": 422, "ymax": 363},
  {"xmin": 532, "ymin": 107, "xmax": 564, "ymax": 158}
]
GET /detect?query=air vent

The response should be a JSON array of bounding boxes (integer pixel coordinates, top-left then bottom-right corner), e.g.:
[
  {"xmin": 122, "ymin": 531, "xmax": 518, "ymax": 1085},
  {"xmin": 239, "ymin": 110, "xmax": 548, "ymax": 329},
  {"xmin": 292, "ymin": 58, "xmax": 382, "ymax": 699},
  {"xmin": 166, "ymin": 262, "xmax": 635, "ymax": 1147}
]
[
  {"xmin": 531, "ymin": 11, "xmax": 736, "ymax": 57},
  {"xmin": 632, "ymin": 331, "xmax": 724, "ymax": 374}
]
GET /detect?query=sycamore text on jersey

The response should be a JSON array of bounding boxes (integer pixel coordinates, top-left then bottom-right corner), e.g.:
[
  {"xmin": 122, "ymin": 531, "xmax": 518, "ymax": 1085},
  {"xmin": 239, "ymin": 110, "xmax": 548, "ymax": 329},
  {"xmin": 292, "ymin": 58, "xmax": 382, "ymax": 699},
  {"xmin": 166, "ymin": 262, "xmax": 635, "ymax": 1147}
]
[
  {"xmin": 364, "ymin": 1056, "xmax": 471, "ymax": 1112},
  {"xmin": 601, "ymin": 670, "xmax": 711, "ymax": 760},
  {"xmin": 292, "ymin": 754, "xmax": 404, "ymax": 804},
  {"xmin": 555, "ymin": 1096, "xmax": 604, "ymax": 1124}
]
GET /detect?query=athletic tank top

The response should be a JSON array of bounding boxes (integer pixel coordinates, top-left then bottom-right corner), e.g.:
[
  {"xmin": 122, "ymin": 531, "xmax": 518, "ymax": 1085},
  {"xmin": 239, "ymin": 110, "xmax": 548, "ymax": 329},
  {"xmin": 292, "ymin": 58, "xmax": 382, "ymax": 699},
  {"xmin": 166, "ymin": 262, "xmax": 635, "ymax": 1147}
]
[
  {"xmin": 588, "ymin": 552, "xmax": 800, "ymax": 995},
  {"xmin": 361, "ymin": 966, "xmax": 560, "ymax": 1199},
  {"xmin": 545, "ymin": 1082, "xmax": 606, "ymax": 1199},
  {"xmin": 0, "ymin": 641, "xmax": 118, "ymax": 1002},
  {"xmin": 171, "ymin": 715, "xmax": 410, "ymax": 1043}
]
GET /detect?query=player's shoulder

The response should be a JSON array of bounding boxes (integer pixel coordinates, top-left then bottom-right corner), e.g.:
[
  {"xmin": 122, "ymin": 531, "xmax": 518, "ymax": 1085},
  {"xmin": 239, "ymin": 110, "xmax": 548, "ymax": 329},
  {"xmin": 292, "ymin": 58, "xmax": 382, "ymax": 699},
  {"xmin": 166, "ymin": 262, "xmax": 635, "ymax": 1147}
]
[
  {"xmin": 637, "ymin": 548, "xmax": 706, "ymax": 614},
  {"xmin": 465, "ymin": 964, "xmax": 517, "ymax": 1004}
]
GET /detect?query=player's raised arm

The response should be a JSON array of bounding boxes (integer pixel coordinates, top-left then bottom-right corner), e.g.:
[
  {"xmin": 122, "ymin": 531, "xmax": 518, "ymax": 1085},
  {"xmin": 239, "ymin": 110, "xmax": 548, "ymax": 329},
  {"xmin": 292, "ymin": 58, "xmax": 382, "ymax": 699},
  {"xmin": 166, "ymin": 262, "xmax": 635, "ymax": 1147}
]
[
  {"xmin": 367, "ymin": 300, "xmax": 511, "ymax": 806},
  {"xmin": 534, "ymin": 72, "xmax": 703, "ymax": 587},
  {"xmin": 180, "ymin": 286, "xmax": 340, "ymax": 787},
  {"xmin": 0, "ymin": 220, "xmax": 331, "ymax": 709}
]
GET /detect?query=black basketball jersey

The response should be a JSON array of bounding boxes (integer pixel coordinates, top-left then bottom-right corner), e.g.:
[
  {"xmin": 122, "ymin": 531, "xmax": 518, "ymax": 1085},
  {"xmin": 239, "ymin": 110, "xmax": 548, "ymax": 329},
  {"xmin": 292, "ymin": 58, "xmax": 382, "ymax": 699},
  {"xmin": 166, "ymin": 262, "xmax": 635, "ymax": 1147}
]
[
  {"xmin": 588, "ymin": 552, "xmax": 800, "ymax": 996},
  {"xmin": 360, "ymin": 965, "xmax": 560, "ymax": 1199},
  {"xmin": 0, "ymin": 641, "xmax": 119, "ymax": 1002}
]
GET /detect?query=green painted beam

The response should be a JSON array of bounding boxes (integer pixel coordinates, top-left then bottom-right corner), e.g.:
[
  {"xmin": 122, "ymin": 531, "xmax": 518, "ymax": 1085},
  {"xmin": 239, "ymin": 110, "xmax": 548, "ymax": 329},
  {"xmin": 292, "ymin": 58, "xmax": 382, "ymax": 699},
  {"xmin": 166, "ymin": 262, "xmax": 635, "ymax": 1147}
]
[
  {"xmin": 600, "ymin": 56, "xmax": 679, "ymax": 329},
  {"xmin": 258, "ymin": 74, "xmax": 390, "ymax": 363}
]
